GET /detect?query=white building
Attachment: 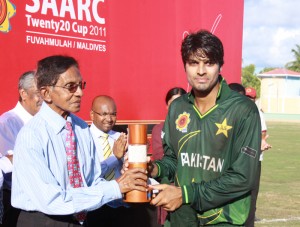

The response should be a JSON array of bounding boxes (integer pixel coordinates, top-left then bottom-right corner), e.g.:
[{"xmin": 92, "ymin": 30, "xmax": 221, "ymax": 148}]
[{"xmin": 257, "ymin": 68, "xmax": 300, "ymax": 114}]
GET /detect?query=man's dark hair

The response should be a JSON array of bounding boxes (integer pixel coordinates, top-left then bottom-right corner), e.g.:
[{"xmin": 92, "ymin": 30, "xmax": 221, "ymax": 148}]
[
  {"xmin": 36, "ymin": 55, "xmax": 79, "ymax": 89},
  {"xmin": 181, "ymin": 30, "xmax": 224, "ymax": 68},
  {"xmin": 165, "ymin": 87, "xmax": 187, "ymax": 104}
]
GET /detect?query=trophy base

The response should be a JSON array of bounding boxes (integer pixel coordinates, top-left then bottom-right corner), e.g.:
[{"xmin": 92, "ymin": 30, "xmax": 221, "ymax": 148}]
[
  {"xmin": 123, "ymin": 162, "xmax": 150, "ymax": 203},
  {"xmin": 123, "ymin": 190, "xmax": 151, "ymax": 203}
]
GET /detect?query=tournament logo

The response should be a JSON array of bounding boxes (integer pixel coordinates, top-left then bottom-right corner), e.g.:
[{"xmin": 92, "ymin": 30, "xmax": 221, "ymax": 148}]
[
  {"xmin": 175, "ymin": 112, "xmax": 190, "ymax": 133},
  {"xmin": 0, "ymin": 0, "xmax": 16, "ymax": 33}
]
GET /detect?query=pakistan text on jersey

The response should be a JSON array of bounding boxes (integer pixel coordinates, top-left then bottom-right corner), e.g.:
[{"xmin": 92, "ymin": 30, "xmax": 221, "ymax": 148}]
[{"xmin": 181, "ymin": 153, "xmax": 224, "ymax": 172}]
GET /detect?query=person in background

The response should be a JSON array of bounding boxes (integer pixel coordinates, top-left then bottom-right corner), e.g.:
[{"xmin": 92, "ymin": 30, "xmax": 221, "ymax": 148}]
[
  {"xmin": 244, "ymin": 87, "xmax": 272, "ymax": 227},
  {"xmin": 0, "ymin": 71, "xmax": 42, "ymax": 227},
  {"xmin": 144, "ymin": 30, "xmax": 261, "ymax": 226},
  {"xmin": 151, "ymin": 87, "xmax": 187, "ymax": 161},
  {"xmin": 88, "ymin": 95, "xmax": 128, "ymax": 227},
  {"xmin": 11, "ymin": 55, "xmax": 147, "ymax": 226},
  {"xmin": 228, "ymin": 82, "xmax": 246, "ymax": 95},
  {"xmin": 245, "ymin": 87, "xmax": 271, "ymax": 152},
  {"xmin": 0, "ymin": 156, "xmax": 7, "ymax": 224}
]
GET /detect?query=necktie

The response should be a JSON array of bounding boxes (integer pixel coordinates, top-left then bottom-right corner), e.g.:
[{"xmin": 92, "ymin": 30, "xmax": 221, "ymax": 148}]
[
  {"xmin": 101, "ymin": 133, "xmax": 115, "ymax": 180},
  {"xmin": 65, "ymin": 121, "xmax": 86, "ymax": 224}
]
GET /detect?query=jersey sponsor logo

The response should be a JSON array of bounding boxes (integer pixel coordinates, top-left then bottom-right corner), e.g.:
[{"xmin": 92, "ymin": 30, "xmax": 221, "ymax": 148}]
[
  {"xmin": 241, "ymin": 146, "xmax": 257, "ymax": 158},
  {"xmin": 181, "ymin": 153, "xmax": 224, "ymax": 172},
  {"xmin": 175, "ymin": 112, "xmax": 190, "ymax": 133},
  {"xmin": 215, "ymin": 118, "xmax": 232, "ymax": 138}
]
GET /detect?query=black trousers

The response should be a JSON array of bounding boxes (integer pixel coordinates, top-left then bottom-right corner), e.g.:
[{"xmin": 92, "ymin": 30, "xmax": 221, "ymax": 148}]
[
  {"xmin": 87, "ymin": 204, "xmax": 161, "ymax": 227},
  {"xmin": 245, "ymin": 161, "xmax": 261, "ymax": 227},
  {"xmin": 16, "ymin": 210, "xmax": 83, "ymax": 227},
  {"xmin": 16, "ymin": 204, "xmax": 160, "ymax": 227},
  {"xmin": 0, "ymin": 189, "xmax": 20, "ymax": 227}
]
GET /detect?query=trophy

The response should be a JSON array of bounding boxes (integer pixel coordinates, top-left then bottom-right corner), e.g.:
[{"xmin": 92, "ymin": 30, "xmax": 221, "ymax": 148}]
[{"xmin": 123, "ymin": 124, "xmax": 150, "ymax": 203}]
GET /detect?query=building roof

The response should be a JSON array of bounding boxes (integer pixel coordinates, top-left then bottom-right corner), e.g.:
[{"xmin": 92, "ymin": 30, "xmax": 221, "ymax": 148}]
[{"xmin": 258, "ymin": 68, "xmax": 300, "ymax": 78}]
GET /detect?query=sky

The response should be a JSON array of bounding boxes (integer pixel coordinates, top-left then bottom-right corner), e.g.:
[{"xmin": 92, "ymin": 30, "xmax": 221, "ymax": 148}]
[{"xmin": 242, "ymin": 0, "xmax": 300, "ymax": 72}]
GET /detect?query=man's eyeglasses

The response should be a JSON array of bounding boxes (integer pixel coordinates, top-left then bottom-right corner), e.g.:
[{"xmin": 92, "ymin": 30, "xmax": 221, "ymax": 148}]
[
  {"xmin": 92, "ymin": 110, "xmax": 117, "ymax": 118},
  {"xmin": 52, "ymin": 81, "xmax": 86, "ymax": 93}
]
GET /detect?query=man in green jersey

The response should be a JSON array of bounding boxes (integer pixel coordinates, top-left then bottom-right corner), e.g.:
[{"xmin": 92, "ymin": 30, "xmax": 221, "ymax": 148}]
[{"xmin": 149, "ymin": 30, "xmax": 261, "ymax": 226}]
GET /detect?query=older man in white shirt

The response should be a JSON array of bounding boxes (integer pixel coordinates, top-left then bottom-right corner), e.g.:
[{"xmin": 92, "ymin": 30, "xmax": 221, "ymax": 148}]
[{"xmin": 0, "ymin": 71, "xmax": 42, "ymax": 226}]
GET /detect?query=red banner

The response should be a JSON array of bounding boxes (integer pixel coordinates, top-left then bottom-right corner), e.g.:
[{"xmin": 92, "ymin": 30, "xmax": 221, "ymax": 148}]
[{"xmin": 0, "ymin": 0, "xmax": 244, "ymax": 122}]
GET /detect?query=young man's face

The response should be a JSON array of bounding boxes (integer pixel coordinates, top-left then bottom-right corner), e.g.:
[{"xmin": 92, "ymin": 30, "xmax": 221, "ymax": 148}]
[
  {"xmin": 45, "ymin": 66, "xmax": 84, "ymax": 118},
  {"xmin": 185, "ymin": 53, "xmax": 220, "ymax": 95}
]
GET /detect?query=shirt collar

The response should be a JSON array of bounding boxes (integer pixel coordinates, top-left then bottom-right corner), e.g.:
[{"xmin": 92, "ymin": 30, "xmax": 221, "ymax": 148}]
[
  {"xmin": 39, "ymin": 102, "xmax": 70, "ymax": 134},
  {"xmin": 12, "ymin": 102, "xmax": 33, "ymax": 124},
  {"xmin": 187, "ymin": 75, "xmax": 226, "ymax": 104},
  {"xmin": 90, "ymin": 123, "xmax": 112, "ymax": 138}
]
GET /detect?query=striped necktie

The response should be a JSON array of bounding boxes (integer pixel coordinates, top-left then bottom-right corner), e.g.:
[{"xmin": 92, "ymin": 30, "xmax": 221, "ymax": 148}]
[
  {"xmin": 101, "ymin": 133, "xmax": 115, "ymax": 180},
  {"xmin": 65, "ymin": 121, "xmax": 86, "ymax": 224}
]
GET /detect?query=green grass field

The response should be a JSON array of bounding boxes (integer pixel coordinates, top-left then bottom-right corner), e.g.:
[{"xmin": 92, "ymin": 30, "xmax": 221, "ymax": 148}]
[{"xmin": 255, "ymin": 122, "xmax": 300, "ymax": 227}]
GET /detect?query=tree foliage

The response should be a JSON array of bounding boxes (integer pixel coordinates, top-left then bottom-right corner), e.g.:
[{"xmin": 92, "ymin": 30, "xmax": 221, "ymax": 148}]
[
  {"xmin": 285, "ymin": 44, "xmax": 300, "ymax": 72},
  {"xmin": 241, "ymin": 64, "xmax": 261, "ymax": 98},
  {"xmin": 259, "ymin": 67, "xmax": 276, "ymax": 74}
]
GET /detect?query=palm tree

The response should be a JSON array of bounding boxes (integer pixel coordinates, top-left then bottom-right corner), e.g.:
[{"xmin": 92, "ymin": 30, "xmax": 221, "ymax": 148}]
[{"xmin": 285, "ymin": 44, "xmax": 300, "ymax": 72}]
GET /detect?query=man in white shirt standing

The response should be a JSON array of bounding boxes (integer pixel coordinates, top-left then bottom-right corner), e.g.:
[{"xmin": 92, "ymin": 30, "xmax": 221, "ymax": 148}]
[
  {"xmin": 90, "ymin": 95, "xmax": 127, "ymax": 179},
  {"xmin": 89, "ymin": 95, "xmax": 128, "ymax": 227},
  {"xmin": 0, "ymin": 71, "xmax": 42, "ymax": 227},
  {"xmin": 245, "ymin": 87, "xmax": 271, "ymax": 227}
]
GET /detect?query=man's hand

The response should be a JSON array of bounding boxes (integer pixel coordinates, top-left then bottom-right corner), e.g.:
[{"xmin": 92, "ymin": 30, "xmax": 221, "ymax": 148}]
[
  {"xmin": 261, "ymin": 134, "xmax": 272, "ymax": 151},
  {"xmin": 149, "ymin": 184, "xmax": 183, "ymax": 211},
  {"xmin": 6, "ymin": 154, "xmax": 13, "ymax": 164},
  {"xmin": 116, "ymin": 167, "xmax": 148, "ymax": 194},
  {"xmin": 121, "ymin": 152, "xmax": 129, "ymax": 174},
  {"xmin": 113, "ymin": 133, "xmax": 128, "ymax": 159}
]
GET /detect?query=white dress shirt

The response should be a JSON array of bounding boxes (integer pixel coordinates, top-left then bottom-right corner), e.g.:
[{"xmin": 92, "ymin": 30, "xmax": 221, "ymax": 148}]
[
  {"xmin": 259, "ymin": 109, "xmax": 267, "ymax": 161},
  {"xmin": 90, "ymin": 123, "xmax": 128, "ymax": 208},
  {"xmin": 89, "ymin": 123, "xmax": 123, "ymax": 179},
  {"xmin": 0, "ymin": 102, "xmax": 32, "ymax": 156},
  {"xmin": 0, "ymin": 102, "xmax": 33, "ymax": 188}
]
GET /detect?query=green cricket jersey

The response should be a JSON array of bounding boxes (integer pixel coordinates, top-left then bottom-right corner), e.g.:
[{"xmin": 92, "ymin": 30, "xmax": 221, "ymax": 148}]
[{"xmin": 155, "ymin": 76, "xmax": 261, "ymax": 226}]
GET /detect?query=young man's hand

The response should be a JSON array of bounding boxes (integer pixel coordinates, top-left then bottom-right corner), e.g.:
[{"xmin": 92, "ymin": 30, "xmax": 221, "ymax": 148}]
[{"xmin": 149, "ymin": 184, "xmax": 183, "ymax": 211}]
